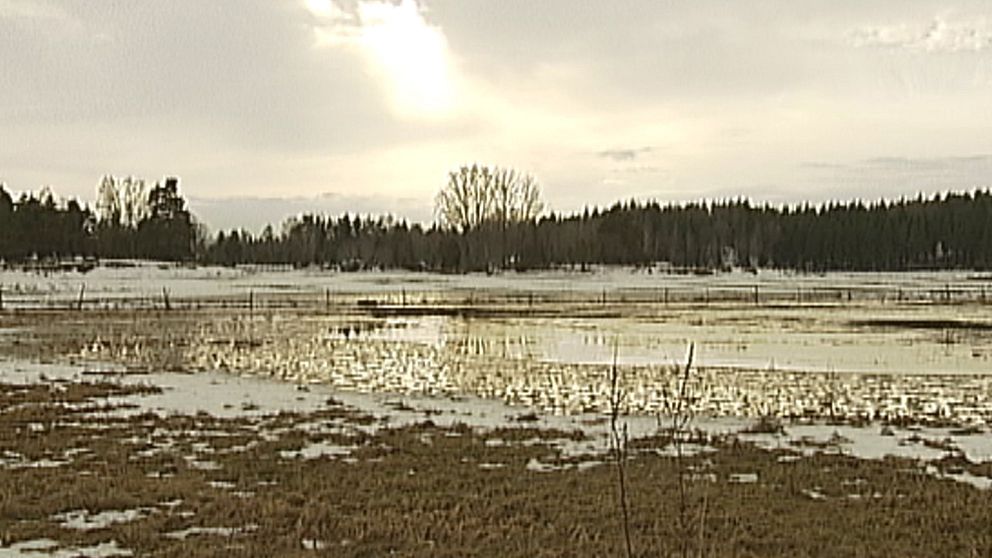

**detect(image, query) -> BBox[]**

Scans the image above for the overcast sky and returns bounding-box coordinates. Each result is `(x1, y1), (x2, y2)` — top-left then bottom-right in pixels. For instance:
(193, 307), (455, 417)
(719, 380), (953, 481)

(2, 0), (992, 231)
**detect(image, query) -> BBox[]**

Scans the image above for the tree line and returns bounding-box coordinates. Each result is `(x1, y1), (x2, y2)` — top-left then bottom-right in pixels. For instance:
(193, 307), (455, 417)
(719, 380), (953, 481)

(208, 191), (992, 272)
(3, 166), (992, 272)
(0, 176), (200, 263)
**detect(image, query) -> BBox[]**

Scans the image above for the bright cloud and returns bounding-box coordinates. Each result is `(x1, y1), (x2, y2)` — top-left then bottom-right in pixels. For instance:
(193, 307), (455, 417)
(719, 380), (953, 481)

(304, 0), (349, 21)
(851, 15), (992, 53)
(0, 0), (66, 20)
(308, 0), (459, 120)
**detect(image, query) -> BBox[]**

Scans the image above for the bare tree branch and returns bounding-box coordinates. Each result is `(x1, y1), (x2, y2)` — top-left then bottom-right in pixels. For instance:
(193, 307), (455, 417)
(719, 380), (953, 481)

(434, 163), (543, 233)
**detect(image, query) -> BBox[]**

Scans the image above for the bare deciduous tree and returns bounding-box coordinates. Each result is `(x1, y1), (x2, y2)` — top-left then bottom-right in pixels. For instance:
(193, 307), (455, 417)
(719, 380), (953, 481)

(120, 176), (148, 228)
(96, 175), (122, 226)
(435, 164), (494, 233)
(435, 163), (544, 233)
(95, 175), (149, 229)
(435, 163), (545, 270)
(506, 172), (544, 224)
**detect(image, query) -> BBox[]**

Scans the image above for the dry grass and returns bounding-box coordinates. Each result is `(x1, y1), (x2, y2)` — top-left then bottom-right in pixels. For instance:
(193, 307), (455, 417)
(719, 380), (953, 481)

(2, 380), (992, 557)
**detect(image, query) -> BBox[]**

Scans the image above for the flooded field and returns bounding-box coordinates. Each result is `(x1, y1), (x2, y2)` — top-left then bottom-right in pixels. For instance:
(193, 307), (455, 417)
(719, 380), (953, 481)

(3, 265), (992, 423)
(4, 266), (992, 555)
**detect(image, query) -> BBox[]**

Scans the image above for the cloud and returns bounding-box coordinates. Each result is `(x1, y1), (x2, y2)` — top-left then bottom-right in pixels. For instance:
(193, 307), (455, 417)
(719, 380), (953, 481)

(307, 0), (459, 120)
(616, 165), (663, 175)
(860, 155), (992, 171)
(597, 147), (653, 162)
(304, 0), (351, 22)
(799, 161), (846, 170)
(0, 0), (66, 20)
(806, 154), (992, 172)
(798, 154), (992, 201)
(850, 16), (992, 53)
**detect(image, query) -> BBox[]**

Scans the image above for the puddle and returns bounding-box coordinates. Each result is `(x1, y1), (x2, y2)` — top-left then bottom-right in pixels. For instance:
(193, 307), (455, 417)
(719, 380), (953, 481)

(5, 361), (992, 472)
(926, 465), (992, 490)
(164, 525), (258, 540)
(0, 451), (69, 470)
(740, 424), (951, 461)
(301, 539), (327, 551)
(728, 472), (759, 484)
(279, 442), (355, 460)
(53, 508), (150, 531)
(526, 458), (604, 473)
(802, 488), (827, 500)
(186, 458), (221, 471)
(648, 442), (717, 458)
(0, 539), (131, 557)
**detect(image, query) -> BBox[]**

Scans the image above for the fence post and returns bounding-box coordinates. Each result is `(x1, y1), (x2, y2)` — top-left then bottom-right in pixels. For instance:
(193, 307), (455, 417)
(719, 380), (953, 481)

(77, 284), (85, 311)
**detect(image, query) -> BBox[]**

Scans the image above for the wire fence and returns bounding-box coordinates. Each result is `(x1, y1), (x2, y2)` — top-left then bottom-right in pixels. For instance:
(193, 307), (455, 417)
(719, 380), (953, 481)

(1, 282), (989, 312)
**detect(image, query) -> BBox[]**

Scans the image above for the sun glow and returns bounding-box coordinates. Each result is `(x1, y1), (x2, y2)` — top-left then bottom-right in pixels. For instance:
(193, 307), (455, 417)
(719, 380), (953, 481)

(309, 0), (458, 120)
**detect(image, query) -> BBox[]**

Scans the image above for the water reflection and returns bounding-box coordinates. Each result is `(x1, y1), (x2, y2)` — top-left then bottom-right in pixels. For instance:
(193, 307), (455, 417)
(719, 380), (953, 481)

(433, 308), (992, 375)
(449, 318), (689, 367)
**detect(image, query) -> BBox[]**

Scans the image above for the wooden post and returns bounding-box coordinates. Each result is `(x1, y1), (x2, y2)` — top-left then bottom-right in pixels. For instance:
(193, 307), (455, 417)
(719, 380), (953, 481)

(77, 284), (85, 311)
(324, 288), (330, 310)
(248, 289), (255, 346)
(753, 285), (759, 305)
(0, 284), (4, 311)
(162, 287), (171, 311)
(664, 288), (669, 305)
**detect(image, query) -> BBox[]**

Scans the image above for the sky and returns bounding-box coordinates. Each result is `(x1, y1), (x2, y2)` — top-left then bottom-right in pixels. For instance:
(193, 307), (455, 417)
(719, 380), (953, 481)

(2, 0), (992, 232)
